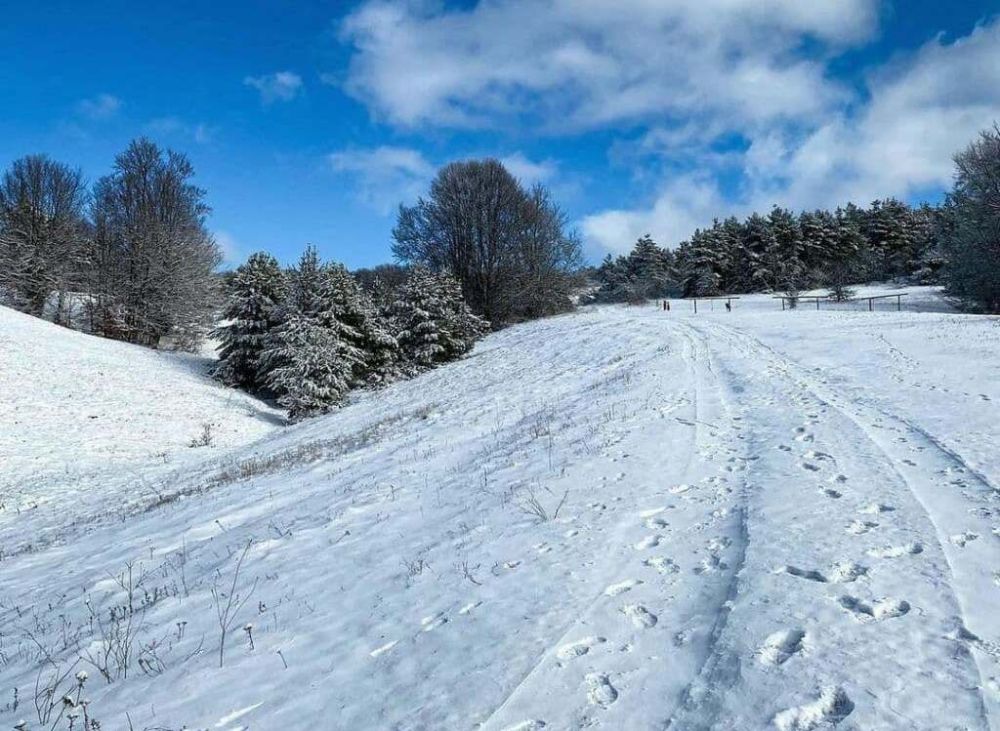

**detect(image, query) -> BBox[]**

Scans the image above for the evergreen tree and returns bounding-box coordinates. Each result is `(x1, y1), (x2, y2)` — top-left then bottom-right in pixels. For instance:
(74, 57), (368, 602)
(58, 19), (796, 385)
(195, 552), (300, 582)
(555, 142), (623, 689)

(799, 209), (838, 283)
(744, 212), (778, 292)
(287, 244), (326, 318)
(213, 252), (285, 391)
(769, 207), (804, 295)
(262, 315), (353, 422)
(626, 234), (674, 297)
(867, 198), (916, 278)
(317, 264), (399, 387)
(682, 228), (721, 296)
(387, 267), (488, 370)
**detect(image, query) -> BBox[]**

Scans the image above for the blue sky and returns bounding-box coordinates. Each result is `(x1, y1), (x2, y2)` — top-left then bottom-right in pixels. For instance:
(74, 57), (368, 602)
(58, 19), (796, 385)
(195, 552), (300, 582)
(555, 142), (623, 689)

(2, 1), (999, 269)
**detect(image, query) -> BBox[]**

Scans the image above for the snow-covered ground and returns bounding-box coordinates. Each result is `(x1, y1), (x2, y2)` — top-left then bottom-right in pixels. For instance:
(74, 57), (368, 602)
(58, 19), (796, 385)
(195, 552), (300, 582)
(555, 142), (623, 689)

(1, 286), (998, 730)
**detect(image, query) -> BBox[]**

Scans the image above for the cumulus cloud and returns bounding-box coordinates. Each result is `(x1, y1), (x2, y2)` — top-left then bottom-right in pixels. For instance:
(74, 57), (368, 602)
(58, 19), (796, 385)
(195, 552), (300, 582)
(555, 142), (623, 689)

(583, 19), (1000, 252)
(337, 4), (1000, 255)
(500, 153), (558, 186)
(340, 0), (876, 130)
(328, 146), (435, 214)
(244, 71), (303, 104)
(76, 93), (122, 120)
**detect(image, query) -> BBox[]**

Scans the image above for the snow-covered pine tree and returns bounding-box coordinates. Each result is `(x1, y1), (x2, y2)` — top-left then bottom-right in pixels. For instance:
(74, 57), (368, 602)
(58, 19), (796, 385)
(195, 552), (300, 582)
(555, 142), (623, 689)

(743, 212), (778, 291)
(261, 315), (353, 421)
(387, 267), (487, 370)
(317, 264), (399, 387)
(682, 227), (722, 297)
(717, 217), (747, 293)
(626, 234), (673, 298)
(438, 271), (489, 358)
(826, 207), (865, 300)
(866, 198), (917, 279)
(213, 252), (285, 391)
(769, 206), (804, 296)
(799, 209), (838, 283)
(287, 244), (327, 318)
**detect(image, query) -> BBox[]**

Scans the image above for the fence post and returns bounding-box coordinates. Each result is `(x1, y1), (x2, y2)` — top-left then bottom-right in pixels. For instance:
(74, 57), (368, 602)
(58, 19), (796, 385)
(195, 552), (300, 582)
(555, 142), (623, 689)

(868, 298), (873, 311)
(897, 295), (901, 311)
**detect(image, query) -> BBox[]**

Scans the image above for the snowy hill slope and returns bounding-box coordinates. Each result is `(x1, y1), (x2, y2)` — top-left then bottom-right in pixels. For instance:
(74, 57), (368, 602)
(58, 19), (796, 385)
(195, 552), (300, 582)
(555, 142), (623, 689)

(1, 288), (999, 730)
(0, 305), (281, 530)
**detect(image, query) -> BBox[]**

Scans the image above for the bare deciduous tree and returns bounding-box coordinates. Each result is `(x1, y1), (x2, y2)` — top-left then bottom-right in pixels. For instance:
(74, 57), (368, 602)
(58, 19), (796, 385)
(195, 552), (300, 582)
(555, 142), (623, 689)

(392, 159), (581, 326)
(87, 138), (221, 348)
(0, 155), (88, 320)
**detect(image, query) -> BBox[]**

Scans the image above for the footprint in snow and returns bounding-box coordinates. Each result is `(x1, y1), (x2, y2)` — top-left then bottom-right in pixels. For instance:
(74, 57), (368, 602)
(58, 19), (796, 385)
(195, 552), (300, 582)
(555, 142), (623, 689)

(644, 556), (680, 575)
(458, 601), (482, 615)
(837, 595), (910, 621)
(634, 535), (661, 550)
(774, 686), (854, 730)
(822, 488), (843, 499)
(777, 566), (827, 583)
(803, 450), (834, 462)
(845, 520), (878, 535)
(859, 502), (895, 515)
(585, 673), (619, 708)
(757, 628), (806, 666)
(604, 579), (642, 596)
(556, 636), (607, 661)
(646, 516), (669, 530)
(421, 613), (448, 632)
(828, 561), (868, 583)
(950, 532), (979, 547)
(622, 604), (658, 628)
(801, 462), (821, 472)
(370, 640), (398, 658)
(694, 554), (728, 574)
(866, 542), (923, 558)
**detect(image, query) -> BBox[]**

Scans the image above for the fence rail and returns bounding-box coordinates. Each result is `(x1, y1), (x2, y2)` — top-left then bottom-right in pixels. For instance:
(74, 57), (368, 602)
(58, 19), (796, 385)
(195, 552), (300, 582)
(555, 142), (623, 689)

(774, 292), (909, 311)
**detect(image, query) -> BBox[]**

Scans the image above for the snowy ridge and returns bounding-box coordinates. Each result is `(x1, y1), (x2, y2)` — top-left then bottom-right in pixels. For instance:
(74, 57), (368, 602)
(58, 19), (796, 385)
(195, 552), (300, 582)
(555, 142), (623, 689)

(1, 288), (998, 730)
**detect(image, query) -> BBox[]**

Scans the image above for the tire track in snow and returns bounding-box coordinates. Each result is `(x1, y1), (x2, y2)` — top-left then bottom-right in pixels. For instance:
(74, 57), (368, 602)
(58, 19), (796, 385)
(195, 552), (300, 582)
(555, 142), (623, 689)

(698, 319), (996, 729)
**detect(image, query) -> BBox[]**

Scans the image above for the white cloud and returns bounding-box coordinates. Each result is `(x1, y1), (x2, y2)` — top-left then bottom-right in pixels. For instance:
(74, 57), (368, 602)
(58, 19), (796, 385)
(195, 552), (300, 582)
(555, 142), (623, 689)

(76, 93), (122, 120)
(244, 71), (303, 104)
(340, 0), (876, 130)
(582, 174), (733, 256)
(499, 153), (557, 186)
(583, 19), (1000, 254)
(328, 146), (435, 214)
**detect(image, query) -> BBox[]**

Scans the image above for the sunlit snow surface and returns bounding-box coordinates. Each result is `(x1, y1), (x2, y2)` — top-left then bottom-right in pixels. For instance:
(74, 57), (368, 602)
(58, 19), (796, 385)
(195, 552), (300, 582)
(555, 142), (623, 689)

(1, 285), (998, 730)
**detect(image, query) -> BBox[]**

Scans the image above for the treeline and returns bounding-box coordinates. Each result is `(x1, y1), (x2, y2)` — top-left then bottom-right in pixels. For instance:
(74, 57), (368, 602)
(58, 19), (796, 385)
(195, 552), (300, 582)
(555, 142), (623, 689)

(215, 247), (487, 420)
(597, 124), (1000, 313)
(0, 139), (220, 347)
(598, 200), (943, 304)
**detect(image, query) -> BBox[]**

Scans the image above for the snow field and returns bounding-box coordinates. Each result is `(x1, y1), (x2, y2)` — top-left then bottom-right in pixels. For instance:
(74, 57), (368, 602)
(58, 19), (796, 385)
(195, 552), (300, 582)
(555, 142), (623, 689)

(1, 287), (997, 730)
